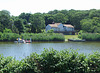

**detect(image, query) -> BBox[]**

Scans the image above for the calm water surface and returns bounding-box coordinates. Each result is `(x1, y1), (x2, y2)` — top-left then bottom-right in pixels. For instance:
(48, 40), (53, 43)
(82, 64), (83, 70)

(0, 41), (100, 60)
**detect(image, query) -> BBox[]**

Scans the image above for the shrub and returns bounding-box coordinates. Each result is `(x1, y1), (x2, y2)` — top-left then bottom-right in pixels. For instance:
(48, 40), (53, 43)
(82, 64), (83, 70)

(47, 29), (54, 33)
(78, 33), (100, 41)
(1, 48), (100, 73)
(0, 33), (20, 41)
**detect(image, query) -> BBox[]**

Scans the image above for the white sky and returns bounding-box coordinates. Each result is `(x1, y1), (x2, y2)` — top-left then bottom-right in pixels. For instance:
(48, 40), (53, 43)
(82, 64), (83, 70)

(0, 0), (100, 16)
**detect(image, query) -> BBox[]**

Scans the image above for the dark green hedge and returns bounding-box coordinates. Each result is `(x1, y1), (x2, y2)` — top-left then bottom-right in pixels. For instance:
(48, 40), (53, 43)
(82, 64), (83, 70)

(79, 33), (100, 41)
(0, 48), (100, 73)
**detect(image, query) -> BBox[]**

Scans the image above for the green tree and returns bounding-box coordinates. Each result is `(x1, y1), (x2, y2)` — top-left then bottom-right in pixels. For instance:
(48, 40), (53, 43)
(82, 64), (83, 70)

(3, 28), (12, 33)
(0, 10), (11, 30)
(59, 10), (68, 15)
(54, 13), (68, 23)
(48, 10), (59, 15)
(22, 19), (27, 25)
(80, 19), (93, 32)
(12, 25), (19, 33)
(92, 17), (100, 25)
(69, 10), (89, 30)
(19, 13), (31, 22)
(31, 25), (36, 33)
(0, 23), (4, 32)
(44, 14), (54, 26)
(30, 13), (45, 33)
(14, 19), (24, 34)
(89, 9), (100, 18)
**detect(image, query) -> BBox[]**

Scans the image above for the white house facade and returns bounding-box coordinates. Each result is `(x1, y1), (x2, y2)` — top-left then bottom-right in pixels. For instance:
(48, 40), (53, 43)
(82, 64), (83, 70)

(46, 23), (75, 35)
(63, 25), (74, 31)
(46, 23), (74, 32)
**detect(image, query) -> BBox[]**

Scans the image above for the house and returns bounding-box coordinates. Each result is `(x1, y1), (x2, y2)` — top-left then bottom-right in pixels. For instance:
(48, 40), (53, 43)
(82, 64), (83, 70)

(46, 23), (75, 35)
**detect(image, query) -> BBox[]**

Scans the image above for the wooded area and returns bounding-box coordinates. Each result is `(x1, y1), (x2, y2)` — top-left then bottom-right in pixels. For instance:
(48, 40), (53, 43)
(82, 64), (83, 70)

(0, 9), (100, 34)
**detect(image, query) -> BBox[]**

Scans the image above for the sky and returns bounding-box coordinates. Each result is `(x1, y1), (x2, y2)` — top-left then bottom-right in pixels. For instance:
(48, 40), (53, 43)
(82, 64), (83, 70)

(0, 0), (100, 16)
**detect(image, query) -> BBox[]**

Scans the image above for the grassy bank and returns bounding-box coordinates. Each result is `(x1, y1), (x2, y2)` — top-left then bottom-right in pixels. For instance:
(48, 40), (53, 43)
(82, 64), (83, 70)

(64, 35), (78, 41)
(0, 48), (100, 73)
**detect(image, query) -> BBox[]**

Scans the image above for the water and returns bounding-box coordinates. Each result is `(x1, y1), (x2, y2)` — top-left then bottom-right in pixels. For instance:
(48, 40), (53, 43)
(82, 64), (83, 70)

(0, 41), (100, 60)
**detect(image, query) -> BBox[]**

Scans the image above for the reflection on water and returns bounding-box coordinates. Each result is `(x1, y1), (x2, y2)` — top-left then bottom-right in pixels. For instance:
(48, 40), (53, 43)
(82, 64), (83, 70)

(0, 41), (100, 60)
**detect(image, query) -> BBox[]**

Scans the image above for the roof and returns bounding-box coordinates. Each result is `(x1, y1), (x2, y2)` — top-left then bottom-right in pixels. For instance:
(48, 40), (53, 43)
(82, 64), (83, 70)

(48, 23), (74, 28)
(49, 23), (62, 27)
(64, 24), (74, 28)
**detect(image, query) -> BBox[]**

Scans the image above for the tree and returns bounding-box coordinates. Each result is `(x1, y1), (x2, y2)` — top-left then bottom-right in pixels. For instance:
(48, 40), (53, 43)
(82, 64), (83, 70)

(31, 25), (36, 33)
(12, 25), (19, 33)
(0, 23), (4, 32)
(44, 14), (54, 26)
(0, 10), (11, 30)
(48, 10), (59, 15)
(22, 19), (27, 25)
(14, 19), (24, 34)
(89, 9), (100, 18)
(69, 10), (89, 30)
(80, 19), (93, 32)
(3, 28), (12, 33)
(59, 10), (68, 15)
(92, 17), (100, 26)
(54, 13), (68, 23)
(29, 13), (45, 33)
(19, 13), (31, 22)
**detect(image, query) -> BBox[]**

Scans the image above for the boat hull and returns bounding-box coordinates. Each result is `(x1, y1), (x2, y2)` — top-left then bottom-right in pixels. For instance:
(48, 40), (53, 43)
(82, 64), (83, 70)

(68, 39), (86, 42)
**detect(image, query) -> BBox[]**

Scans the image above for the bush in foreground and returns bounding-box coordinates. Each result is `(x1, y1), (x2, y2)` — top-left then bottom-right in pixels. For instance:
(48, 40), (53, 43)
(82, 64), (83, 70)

(0, 49), (100, 73)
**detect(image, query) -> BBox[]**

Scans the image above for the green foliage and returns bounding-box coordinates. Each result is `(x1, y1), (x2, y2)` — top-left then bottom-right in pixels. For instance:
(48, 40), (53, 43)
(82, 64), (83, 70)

(1, 9), (100, 33)
(89, 9), (100, 18)
(14, 19), (24, 34)
(0, 33), (19, 41)
(0, 10), (10, 27)
(47, 29), (54, 33)
(30, 13), (45, 33)
(80, 19), (93, 32)
(3, 28), (12, 33)
(19, 12), (31, 23)
(44, 14), (54, 26)
(54, 13), (69, 23)
(69, 10), (89, 30)
(87, 52), (100, 72)
(1, 48), (100, 73)
(78, 30), (83, 39)
(79, 33), (100, 41)
(21, 33), (65, 41)
(80, 17), (100, 33)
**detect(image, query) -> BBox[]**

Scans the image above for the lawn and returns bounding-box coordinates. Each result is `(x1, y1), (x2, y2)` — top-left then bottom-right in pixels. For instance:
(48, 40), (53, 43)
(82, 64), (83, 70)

(64, 35), (78, 41)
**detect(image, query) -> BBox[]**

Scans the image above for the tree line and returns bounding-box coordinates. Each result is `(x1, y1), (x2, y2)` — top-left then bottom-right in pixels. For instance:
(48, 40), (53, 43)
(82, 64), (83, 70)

(0, 9), (100, 34)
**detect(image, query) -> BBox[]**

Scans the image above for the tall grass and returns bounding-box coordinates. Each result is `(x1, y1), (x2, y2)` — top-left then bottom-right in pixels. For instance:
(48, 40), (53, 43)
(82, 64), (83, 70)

(0, 32), (65, 41)
(21, 33), (65, 41)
